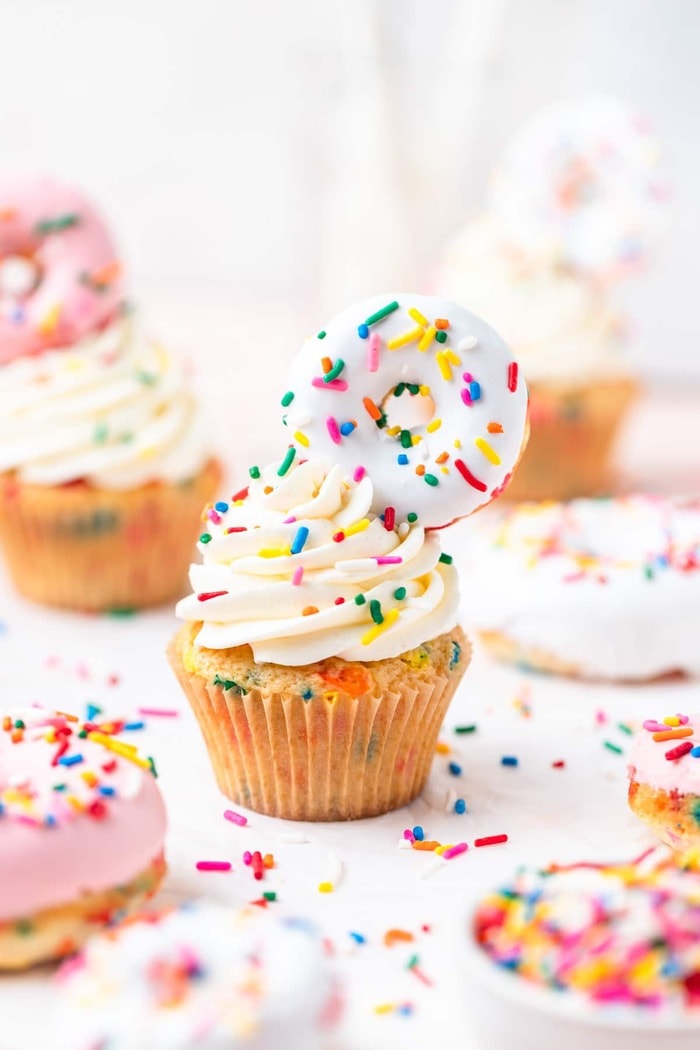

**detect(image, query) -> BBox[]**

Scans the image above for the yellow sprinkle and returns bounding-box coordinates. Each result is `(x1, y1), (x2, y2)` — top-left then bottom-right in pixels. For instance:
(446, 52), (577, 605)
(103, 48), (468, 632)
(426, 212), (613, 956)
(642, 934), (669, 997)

(440, 466), (449, 474)
(318, 881), (334, 893)
(418, 325), (436, 351)
(426, 418), (442, 433)
(411, 435), (422, 446)
(387, 325), (424, 350)
(139, 446), (157, 461)
(258, 547), (290, 558)
(435, 351), (453, 381)
(37, 303), (61, 336)
(435, 742), (450, 754)
(66, 795), (84, 812)
(45, 729), (57, 743)
(294, 431), (310, 447)
(453, 439), (462, 449)
(443, 349), (461, 365)
(408, 306), (429, 326)
(374, 1004), (395, 1015)
(81, 771), (98, 787)
(664, 716), (681, 726)
(361, 608), (399, 646)
(87, 732), (151, 770)
(344, 518), (370, 536)
(475, 436), (501, 465)
(385, 425), (401, 437)
(322, 691), (339, 703)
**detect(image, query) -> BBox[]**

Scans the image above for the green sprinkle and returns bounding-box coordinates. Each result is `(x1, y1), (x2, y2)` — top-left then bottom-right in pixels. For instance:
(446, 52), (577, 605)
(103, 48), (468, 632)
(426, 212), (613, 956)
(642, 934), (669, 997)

(406, 954), (420, 970)
(106, 607), (137, 618)
(435, 330), (448, 343)
(454, 724), (477, 735)
(78, 729), (87, 739)
(53, 783), (67, 791)
(323, 358), (345, 383)
(393, 587), (407, 600)
(15, 920), (33, 937)
(407, 383), (420, 395)
(400, 429), (412, 448)
(249, 465), (261, 479)
(34, 213), (80, 235)
(617, 722), (633, 735)
(354, 594), (366, 605)
(136, 370), (158, 386)
(281, 391), (294, 407)
(277, 446), (296, 476)
(93, 421), (109, 444)
(263, 891), (277, 901)
(200, 533), (212, 544)
(365, 300), (399, 326)
(369, 599), (383, 624)
(14, 719), (25, 730)
(407, 512), (418, 523)
(644, 565), (654, 579)
(213, 674), (248, 695)
(424, 473), (439, 486)
(604, 741), (623, 755)
(439, 553), (453, 565)
(317, 330), (326, 339)
(394, 383), (406, 397)
(148, 756), (158, 778)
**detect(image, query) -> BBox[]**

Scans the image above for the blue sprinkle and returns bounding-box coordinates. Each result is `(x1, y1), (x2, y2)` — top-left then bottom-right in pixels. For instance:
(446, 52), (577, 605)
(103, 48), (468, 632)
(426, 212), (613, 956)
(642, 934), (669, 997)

(98, 786), (116, 796)
(214, 501), (229, 513)
(454, 798), (467, 814)
(124, 721), (145, 731)
(469, 381), (481, 401)
(397, 453), (409, 465)
(448, 761), (462, 776)
(357, 323), (369, 339)
(86, 703), (101, 722)
(44, 814), (57, 827)
(340, 421), (356, 436)
(397, 1004), (414, 1016)
(290, 525), (310, 556)
(301, 688), (313, 701)
(58, 754), (83, 767)
(349, 931), (366, 944)
(692, 746), (700, 758)
(412, 825), (424, 841)
(501, 756), (519, 767)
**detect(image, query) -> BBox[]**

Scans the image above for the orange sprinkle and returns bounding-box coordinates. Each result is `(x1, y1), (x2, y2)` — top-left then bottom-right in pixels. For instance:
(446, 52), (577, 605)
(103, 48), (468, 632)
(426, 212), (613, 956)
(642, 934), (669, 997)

(0, 208), (17, 221)
(2, 717), (11, 731)
(363, 397), (382, 421)
(302, 606), (319, 616)
(487, 422), (504, 433)
(91, 260), (122, 286)
(263, 853), (274, 869)
(412, 840), (441, 851)
(263, 486), (273, 494)
(319, 664), (372, 697)
(652, 727), (694, 742)
(384, 929), (415, 948)
(436, 452), (449, 464)
(56, 711), (80, 723)
(435, 742), (450, 754)
(415, 464), (426, 476)
(11, 729), (23, 743)
(321, 356), (333, 374)
(435, 318), (450, 330)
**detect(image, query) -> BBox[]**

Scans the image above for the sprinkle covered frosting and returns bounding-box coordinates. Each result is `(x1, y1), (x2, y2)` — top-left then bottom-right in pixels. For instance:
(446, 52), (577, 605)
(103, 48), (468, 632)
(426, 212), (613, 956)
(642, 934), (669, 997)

(474, 849), (700, 1009)
(176, 456), (460, 664)
(629, 714), (700, 793)
(55, 904), (339, 1050)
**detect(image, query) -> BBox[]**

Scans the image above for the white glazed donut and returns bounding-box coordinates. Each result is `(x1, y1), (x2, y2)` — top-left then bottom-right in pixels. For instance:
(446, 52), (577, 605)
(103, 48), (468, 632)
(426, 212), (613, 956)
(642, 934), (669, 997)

(283, 294), (528, 529)
(465, 495), (700, 680)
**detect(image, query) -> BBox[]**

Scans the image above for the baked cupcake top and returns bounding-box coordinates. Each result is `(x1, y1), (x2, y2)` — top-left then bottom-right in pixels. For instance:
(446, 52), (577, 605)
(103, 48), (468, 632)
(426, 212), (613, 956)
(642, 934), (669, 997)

(473, 849), (700, 1009)
(629, 714), (700, 795)
(54, 904), (340, 1050)
(0, 706), (166, 919)
(0, 315), (210, 487)
(175, 456), (459, 664)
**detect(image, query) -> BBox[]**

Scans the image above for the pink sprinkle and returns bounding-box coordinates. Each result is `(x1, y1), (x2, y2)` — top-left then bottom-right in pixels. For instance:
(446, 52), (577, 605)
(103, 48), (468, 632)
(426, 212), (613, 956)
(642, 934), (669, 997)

(283, 516), (297, 524)
(443, 842), (468, 860)
(138, 707), (179, 718)
(292, 566), (304, 586)
(224, 809), (248, 827)
(375, 556), (402, 565)
(207, 509), (222, 524)
(463, 372), (473, 382)
(403, 828), (415, 842)
(196, 861), (231, 872)
(353, 466), (366, 482)
(460, 388), (472, 406)
(326, 416), (342, 444)
(643, 719), (667, 732)
(678, 714), (690, 724)
(17, 815), (40, 827)
(243, 851), (253, 866)
(312, 377), (348, 392)
(595, 710), (607, 726)
(367, 331), (381, 372)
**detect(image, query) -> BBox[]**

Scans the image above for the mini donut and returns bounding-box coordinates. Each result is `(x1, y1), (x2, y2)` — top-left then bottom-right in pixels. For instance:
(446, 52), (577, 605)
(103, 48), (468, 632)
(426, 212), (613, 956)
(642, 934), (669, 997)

(55, 903), (342, 1050)
(490, 95), (669, 281)
(283, 294), (528, 529)
(0, 706), (166, 969)
(628, 713), (700, 852)
(466, 495), (700, 680)
(0, 177), (124, 364)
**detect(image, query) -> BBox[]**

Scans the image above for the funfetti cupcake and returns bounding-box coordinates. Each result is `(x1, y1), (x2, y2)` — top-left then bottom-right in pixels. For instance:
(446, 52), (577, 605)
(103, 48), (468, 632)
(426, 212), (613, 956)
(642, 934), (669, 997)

(0, 177), (221, 611)
(169, 294), (529, 821)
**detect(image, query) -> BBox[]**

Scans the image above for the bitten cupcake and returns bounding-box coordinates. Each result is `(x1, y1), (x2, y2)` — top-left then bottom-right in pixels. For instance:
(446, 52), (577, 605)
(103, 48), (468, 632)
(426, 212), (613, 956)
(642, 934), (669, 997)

(0, 706), (166, 970)
(628, 714), (700, 852)
(55, 904), (341, 1049)
(0, 177), (221, 611)
(170, 294), (528, 820)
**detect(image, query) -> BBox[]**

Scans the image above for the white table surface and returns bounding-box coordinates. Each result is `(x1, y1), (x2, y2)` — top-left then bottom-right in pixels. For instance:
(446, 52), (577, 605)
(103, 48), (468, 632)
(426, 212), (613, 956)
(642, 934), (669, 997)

(0, 548), (698, 1050)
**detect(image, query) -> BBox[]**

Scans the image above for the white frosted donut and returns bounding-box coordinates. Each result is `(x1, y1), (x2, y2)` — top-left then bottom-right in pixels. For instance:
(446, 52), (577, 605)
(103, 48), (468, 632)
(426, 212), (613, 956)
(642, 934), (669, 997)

(283, 294), (528, 529)
(466, 496), (700, 681)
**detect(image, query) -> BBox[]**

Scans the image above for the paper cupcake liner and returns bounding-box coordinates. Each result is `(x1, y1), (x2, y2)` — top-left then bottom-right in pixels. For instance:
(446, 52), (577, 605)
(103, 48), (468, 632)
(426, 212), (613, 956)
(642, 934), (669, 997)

(504, 377), (638, 501)
(0, 459), (221, 611)
(0, 852), (165, 971)
(168, 638), (467, 821)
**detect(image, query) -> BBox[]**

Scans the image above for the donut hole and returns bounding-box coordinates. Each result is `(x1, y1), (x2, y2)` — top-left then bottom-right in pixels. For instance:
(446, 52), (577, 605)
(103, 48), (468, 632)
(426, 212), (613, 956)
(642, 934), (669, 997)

(380, 383), (436, 432)
(0, 254), (41, 301)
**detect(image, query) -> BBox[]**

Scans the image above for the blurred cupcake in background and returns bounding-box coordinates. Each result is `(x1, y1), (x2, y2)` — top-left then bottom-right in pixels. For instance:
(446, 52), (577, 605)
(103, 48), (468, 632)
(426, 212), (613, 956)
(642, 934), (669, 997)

(437, 96), (669, 501)
(0, 177), (221, 611)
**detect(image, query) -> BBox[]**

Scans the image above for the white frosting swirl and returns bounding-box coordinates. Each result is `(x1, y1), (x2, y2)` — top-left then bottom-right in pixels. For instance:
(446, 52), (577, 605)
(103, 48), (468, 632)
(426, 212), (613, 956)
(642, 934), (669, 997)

(176, 457), (460, 664)
(0, 317), (210, 488)
(437, 217), (626, 384)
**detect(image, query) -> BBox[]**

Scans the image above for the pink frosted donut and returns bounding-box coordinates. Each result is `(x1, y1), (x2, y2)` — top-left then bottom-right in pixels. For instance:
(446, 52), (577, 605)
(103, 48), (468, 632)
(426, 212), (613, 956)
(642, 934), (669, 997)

(0, 177), (124, 364)
(0, 706), (166, 969)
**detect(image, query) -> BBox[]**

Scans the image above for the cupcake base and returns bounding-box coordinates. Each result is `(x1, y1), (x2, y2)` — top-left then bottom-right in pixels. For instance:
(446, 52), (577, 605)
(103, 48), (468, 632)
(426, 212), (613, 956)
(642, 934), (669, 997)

(0, 852), (166, 971)
(503, 377), (638, 502)
(628, 779), (700, 853)
(168, 623), (469, 821)
(0, 459), (221, 611)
